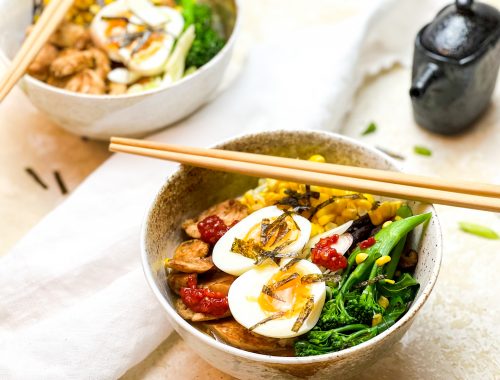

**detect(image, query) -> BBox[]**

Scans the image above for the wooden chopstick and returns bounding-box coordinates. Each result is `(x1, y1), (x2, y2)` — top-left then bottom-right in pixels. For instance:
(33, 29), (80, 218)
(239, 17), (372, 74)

(109, 140), (500, 213)
(0, 0), (74, 102)
(111, 137), (500, 198)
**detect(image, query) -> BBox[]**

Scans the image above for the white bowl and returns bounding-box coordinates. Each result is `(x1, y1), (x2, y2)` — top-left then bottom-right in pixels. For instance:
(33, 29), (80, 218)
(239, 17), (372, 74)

(141, 130), (443, 380)
(0, 0), (239, 140)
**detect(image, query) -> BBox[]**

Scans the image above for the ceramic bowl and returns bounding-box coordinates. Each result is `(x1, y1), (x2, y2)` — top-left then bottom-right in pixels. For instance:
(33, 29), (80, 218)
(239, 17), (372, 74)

(141, 130), (442, 379)
(0, 0), (239, 140)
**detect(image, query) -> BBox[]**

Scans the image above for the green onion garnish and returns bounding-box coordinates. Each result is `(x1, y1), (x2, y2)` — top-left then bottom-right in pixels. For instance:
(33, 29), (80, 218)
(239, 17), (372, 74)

(459, 222), (499, 240)
(414, 146), (432, 156)
(361, 122), (377, 136)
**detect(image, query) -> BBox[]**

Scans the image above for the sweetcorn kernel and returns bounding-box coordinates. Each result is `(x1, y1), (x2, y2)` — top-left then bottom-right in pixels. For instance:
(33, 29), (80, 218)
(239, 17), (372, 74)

(375, 256), (391, 266)
(394, 216), (403, 221)
(378, 296), (389, 309)
(310, 223), (325, 237)
(317, 214), (337, 226)
(356, 253), (368, 265)
(308, 154), (326, 163)
(382, 220), (393, 229)
(372, 313), (383, 326)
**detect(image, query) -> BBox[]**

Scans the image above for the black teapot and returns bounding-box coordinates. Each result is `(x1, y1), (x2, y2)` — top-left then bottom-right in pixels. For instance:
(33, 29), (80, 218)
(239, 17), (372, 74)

(410, 0), (500, 135)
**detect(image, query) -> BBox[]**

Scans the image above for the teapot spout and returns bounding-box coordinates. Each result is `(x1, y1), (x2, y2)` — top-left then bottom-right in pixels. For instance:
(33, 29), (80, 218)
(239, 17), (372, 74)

(410, 63), (441, 98)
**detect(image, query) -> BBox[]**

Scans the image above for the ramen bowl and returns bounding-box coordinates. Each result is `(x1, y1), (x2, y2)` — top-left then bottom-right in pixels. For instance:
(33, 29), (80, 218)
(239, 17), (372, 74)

(141, 130), (442, 379)
(0, 0), (239, 140)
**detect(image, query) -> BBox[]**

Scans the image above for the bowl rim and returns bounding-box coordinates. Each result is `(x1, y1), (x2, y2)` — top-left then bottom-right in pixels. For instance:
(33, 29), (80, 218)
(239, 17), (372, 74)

(140, 129), (443, 364)
(21, 0), (241, 101)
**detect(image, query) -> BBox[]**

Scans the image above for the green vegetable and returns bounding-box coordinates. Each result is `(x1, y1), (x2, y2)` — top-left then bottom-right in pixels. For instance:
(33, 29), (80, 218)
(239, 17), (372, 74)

(345, 264), (383, 325)
(180, 0), (225, 68)
(414, 145), (432, 156)
(361, 122), (377, 136)
(164, 25), (196, 82)
(459, 221), (499, 240)
(385, 205), (414, 278)
(296, 290), (414, 356)
(296, 213), (431, 355)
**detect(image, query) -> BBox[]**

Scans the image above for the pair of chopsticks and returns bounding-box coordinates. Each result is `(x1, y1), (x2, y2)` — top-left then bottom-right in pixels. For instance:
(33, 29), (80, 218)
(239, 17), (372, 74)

(0, 0), (74, 102)
(109, 137), (500, 213)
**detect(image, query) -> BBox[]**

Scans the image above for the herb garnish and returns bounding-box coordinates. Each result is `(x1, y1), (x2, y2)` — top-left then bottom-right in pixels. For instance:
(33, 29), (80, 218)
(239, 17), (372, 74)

(459, 222), (499, 240)
(361, 122), (377, 136)
(414, 145), (432, 156)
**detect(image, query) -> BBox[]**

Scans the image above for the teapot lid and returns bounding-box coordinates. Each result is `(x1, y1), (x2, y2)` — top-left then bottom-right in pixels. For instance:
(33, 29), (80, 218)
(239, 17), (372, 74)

(421, 0), (500, 60)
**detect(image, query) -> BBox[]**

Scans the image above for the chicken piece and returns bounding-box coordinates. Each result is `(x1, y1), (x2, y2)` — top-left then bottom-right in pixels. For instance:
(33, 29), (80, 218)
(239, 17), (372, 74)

(206, 320), (295, 355)
(27, 43), (59, 81)
(50, 22), (90, 50)
(108, 82), (128, 95)
(88, 48), (111, 79)
(167, 239), (213, 273)
(182, 199), (249, 239)
(50, 49), (95, 78)
(65, 69), (106, 94)
(175, 298), (231, 322)
(46, 75), (70, 89)
(200, 271), (236, 295)
(167, 273), (197, 295)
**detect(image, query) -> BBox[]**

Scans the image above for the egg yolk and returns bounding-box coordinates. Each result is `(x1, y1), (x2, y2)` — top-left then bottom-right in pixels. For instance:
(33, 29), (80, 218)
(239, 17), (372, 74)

(244, 215), (300, 252)
(257, 267), (312, 318)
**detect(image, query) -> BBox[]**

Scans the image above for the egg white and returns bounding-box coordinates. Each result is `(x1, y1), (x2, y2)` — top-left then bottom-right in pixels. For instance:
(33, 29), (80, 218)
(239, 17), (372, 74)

(212, 206), (312, 277)
(228, 259), (326, 338)
(90, 0), (182, 76)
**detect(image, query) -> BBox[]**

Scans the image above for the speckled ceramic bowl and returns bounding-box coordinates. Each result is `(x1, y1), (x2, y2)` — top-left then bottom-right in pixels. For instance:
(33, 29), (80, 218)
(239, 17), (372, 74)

(141, 130), (442, 380)
(0, 0), (238, 140)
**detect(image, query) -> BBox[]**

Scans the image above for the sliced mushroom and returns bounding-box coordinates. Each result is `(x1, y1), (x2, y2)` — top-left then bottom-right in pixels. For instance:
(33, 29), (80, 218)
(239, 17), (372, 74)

(398, 249), (418, 269)
(167, 273), (197, 295)
(205, 319), (295, 355)
(182, 199), (249, 239)
(175, 298), (231, 322)
(167, 239), (214, 273)
(200, 272), (236, 296)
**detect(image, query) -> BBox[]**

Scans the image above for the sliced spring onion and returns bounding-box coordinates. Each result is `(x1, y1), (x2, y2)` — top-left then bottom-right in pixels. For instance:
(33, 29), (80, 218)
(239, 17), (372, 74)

(414, 145), (432, 156)
(164, 24), (195, 82)
(459, 222), (499, 240)
(361, 122), (377, 136)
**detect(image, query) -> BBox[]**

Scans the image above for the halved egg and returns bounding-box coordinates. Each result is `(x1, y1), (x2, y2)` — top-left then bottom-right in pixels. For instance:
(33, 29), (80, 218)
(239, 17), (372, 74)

(90, 0), (183, 76)
(228, 259), (326, 338)
(212, 206), (312, 277)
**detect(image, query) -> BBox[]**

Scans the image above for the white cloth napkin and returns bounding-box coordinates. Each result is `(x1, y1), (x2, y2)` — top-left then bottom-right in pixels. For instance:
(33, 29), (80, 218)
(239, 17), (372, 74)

(0, 0), (448, 378)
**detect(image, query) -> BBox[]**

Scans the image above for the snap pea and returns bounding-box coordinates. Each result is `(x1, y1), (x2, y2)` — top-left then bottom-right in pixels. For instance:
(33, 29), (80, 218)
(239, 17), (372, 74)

(341, 213), (431, 293)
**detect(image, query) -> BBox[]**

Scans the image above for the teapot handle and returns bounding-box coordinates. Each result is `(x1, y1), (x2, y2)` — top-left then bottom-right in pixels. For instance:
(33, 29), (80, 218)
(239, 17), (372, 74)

(410, 63), (442, 99)
(456, 0), (473, 13)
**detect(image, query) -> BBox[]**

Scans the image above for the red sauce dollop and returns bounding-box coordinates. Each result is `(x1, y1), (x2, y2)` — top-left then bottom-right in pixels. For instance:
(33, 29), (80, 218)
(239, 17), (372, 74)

(180, 286), (229, 316)
(197, 215), (237, 245)
(311, 234), (348, 271)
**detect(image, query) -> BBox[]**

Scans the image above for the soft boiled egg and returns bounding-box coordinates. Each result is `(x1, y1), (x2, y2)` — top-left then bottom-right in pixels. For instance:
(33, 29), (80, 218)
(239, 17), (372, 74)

(212, 206), (312, 277)
(228, 259), (326, 338)
(90, 0), (183, 77)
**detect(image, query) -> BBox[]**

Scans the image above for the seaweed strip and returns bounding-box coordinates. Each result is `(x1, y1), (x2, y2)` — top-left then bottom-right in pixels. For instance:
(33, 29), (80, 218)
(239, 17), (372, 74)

(279, 258), (301, 272)
(301, 273), (341, 285)
(261, 285), (285, 302)
(269, 273), (299, 290)
(309, 194), (365, 220)
(248, 312), (286, 331)
(292, 296), (314, 332)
